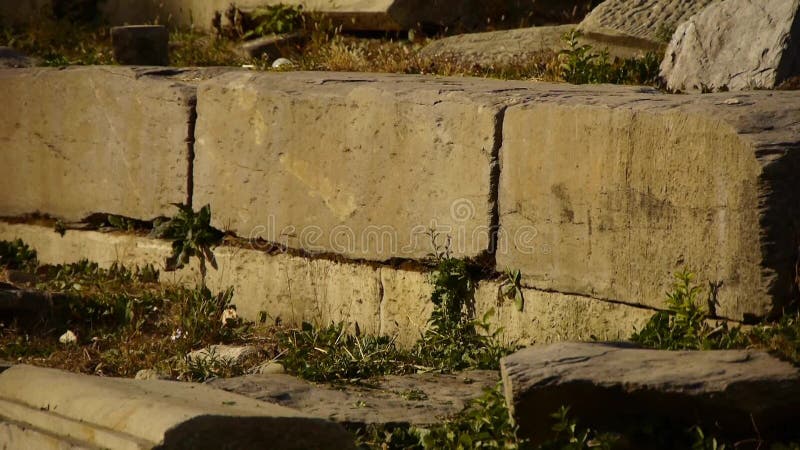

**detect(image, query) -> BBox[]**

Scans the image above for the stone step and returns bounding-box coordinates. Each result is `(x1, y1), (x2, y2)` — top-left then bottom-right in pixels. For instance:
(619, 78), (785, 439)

(0, 364), (355, 449)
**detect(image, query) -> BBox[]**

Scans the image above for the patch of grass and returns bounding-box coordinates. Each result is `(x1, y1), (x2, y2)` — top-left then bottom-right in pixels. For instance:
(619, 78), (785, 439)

(0, 239), (38, 270)
(0, 255), (255, 378)
(277, 322), (408, 383)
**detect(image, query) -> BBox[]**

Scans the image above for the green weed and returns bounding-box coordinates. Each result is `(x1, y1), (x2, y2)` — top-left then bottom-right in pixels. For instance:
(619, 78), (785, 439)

(631, 270), (745, 350)
(0, 239), (38, 270)
(151, 204), (223, 278)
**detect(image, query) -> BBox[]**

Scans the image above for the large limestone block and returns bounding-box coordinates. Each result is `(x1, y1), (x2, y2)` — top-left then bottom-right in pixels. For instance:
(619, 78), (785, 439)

(497, 88), (800, 321)
(578, 0), (717, 52)
(0, 365), (354, 449)
(661, 0), (800, 91)
(0, 67), (194, 222)
(195, 71), (511, 261)
(501, 343), (800, 444)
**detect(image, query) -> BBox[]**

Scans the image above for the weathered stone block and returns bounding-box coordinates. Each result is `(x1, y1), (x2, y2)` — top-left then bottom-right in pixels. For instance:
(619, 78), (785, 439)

(661, 0), (800, 91)
(111, 25), (169, 66)
(578, 0), (717, 52)
(497, 89), (800, 321)
(419, 25), (652, 66)
(194, 71), (507, 261)
(501, 342), (800, 444)
(0, 365), (355, 449)
(0, 67), (194, 222)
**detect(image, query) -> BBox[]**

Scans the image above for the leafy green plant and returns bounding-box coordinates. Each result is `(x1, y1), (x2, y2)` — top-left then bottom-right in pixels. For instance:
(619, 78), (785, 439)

(246, 4), (304, 37)
(559, 30), (599, 84)
(152, 204), (223, 277)
(501, 268), (524, 312)
(0, 239), (38, 270)
(421, 384), (524, 449)
(558, 29), (660, 86)
(631, 270), (746, 350)
(539, 406), (618, 450)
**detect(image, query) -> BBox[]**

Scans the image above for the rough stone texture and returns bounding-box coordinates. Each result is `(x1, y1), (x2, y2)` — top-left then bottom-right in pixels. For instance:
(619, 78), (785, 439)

(0, 364), (355, 449)
(661, 0), (800, 91)
(194, 71), (509, 261)
(497, 89), (800, 321)
(209, 370), (498, 426)
(111, 25), (169, 66)
(0, 419), (96, 450)
(474, 284), (653, 347)
(0, 47), (36, 68)
(0, 67), (194, 222)
(501, 342), (800, 444)
(134, 369), (170, 381)
(187, 345), (259, 365)
(420, 25), (650, 66)
(0, 222), (657, 347)
(578, 0), (718, 52)
(204, 245), (384, 335)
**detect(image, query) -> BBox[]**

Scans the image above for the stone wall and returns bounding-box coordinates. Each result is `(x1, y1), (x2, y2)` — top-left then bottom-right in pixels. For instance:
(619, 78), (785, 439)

(1, 67), (798, 340)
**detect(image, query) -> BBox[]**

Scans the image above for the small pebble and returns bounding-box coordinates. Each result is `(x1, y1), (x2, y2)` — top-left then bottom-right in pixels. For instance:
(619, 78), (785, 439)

(272, 57), (294, 69)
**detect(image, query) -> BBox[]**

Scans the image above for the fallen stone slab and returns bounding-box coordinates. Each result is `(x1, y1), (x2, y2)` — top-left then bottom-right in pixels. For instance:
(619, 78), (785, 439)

(497, 88), (800, 321)
(0, 47), (36, 68)
(0, 66), (195, 222)
(578, 0), (717, 54)
(661, 0), (800, 91)
(0, 364), (355, 449)
(208, 370), (499, 426)
(0, 284), (52, 323)
(501, 342), (800, 444)
(239, 32), (306, 60)
(419, 25), (653, 66)
(111, 25), (169, 66)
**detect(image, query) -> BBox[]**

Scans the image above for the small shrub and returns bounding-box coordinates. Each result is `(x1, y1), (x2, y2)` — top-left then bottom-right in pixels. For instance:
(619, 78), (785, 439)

(0, 239), (38, 270)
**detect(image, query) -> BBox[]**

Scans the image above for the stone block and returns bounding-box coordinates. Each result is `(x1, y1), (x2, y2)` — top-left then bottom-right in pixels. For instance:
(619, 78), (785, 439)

(501, 342), (800, 444)
(578, 0), (717, 52)
(0, 67), (194, 222)
(194, 71), (507, 261)
(497, 88), (800, 320)
(0, 364), (354, 449)
(661, 0), (800, 91)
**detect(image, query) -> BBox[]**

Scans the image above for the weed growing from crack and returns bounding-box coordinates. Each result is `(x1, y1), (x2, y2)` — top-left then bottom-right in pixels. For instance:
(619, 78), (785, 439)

(151, 204), (223, 279)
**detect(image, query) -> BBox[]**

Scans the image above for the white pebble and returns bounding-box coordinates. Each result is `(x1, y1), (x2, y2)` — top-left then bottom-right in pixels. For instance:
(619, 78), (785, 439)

(272, 58), (294, 69)
(59, 330), (77, 345)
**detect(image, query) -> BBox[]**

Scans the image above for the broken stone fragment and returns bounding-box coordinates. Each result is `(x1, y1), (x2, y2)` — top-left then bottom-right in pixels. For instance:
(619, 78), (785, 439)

(501, 342), (800, 445)
(661, 0), (800, 91)
(187, 344), (259, 365)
